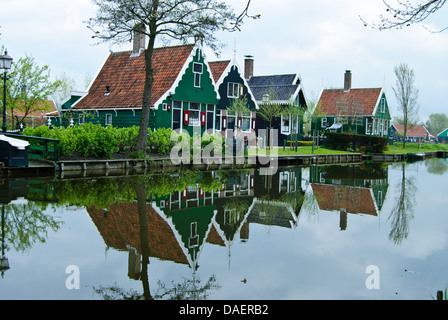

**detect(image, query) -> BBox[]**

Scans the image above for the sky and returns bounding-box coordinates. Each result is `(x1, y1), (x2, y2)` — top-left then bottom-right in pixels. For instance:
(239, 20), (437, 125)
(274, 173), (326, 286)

(1, 0), (447, 121)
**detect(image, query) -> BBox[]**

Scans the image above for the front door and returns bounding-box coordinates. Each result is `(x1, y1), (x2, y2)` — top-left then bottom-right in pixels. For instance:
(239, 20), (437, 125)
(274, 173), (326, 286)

(172, 101), (182, 131)
(206, 104), (214, 132)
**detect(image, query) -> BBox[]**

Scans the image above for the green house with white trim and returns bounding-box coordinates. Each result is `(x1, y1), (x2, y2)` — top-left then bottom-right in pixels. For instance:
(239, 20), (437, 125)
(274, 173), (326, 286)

(55, 35), (222, 137)
(312, 71), (391, 137)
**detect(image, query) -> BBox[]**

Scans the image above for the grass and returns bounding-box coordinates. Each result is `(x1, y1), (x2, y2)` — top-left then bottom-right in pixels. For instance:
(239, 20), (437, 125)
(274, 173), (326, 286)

(385, 142), (448, 154)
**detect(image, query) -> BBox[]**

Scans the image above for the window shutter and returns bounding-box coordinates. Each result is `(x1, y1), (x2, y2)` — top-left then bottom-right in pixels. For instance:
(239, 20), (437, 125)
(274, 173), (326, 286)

(183, 110), (190, 125)
(222, 115), (227, 130)
(201, 111), (206, 126)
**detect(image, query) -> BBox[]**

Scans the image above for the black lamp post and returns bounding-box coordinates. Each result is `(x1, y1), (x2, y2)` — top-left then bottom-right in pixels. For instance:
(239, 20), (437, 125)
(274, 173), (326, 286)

(0, 50), (13, 133)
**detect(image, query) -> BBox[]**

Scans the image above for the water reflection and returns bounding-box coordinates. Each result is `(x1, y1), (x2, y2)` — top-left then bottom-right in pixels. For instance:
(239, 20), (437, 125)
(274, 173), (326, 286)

(0, 159), (437, 299)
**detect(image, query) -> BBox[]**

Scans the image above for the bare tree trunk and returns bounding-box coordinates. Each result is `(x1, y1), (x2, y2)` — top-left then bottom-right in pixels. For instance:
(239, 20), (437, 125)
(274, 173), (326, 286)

(136, 35), (157, 154)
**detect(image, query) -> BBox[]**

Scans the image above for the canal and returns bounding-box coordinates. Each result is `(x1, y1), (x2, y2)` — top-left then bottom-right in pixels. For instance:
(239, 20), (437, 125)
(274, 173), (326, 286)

(1, 158), (447, 300)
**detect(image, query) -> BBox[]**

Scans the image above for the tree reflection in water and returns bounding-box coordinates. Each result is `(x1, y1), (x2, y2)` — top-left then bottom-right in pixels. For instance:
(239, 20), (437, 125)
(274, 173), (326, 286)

(388, 162), (417, 245)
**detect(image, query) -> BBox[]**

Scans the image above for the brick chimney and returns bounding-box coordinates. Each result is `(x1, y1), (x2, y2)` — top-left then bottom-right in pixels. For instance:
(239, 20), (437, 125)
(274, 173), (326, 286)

(132, 23), (146, 57)
(244, 55), (254, 80)
(344, 70), (352, 92)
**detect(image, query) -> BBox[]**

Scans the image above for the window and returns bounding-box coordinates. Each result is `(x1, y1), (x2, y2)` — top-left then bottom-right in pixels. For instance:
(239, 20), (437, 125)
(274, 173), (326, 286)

(216, 109), (222, 131)
(242, 113), (251, 132)
(162, 103), (168, 111)
(380, 98), (386, 113)
(193, 63), (203, 88)
(105, 114), (112, 126)
(189, 103), (201, 126)
(281, 115), (290, 134)
(79, 115), (85, 125)
(321, 117), (327, 128)
(227, 112), (236, 130)
(228, 82), (242, 98)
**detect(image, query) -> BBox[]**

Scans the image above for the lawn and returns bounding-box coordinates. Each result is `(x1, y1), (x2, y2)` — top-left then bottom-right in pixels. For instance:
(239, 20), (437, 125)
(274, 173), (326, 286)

(385, 142), (448, 154)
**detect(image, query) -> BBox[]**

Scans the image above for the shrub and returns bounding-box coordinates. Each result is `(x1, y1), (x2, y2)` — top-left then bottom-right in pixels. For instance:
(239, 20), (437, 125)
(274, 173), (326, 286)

(324, 132), (388, 153)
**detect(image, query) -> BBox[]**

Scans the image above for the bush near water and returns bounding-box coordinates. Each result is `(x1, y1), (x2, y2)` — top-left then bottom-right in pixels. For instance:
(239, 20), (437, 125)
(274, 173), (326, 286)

(22, 124), (175, 158)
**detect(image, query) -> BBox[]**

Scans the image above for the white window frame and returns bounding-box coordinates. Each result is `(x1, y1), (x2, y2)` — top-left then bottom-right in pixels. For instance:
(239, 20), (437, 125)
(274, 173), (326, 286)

(228, 82), (241, 99)
(79, 114), (85, 125)
(189, 102), (201, 126)
(193, 63), (203, 88)
(227, 111), (236, 130)
(380, 98), (386, 113)
(321, 117), (327, 128)
(215, 109), (222, 131)
(241, 113), (251, 132)
(105, 113), (112, 126)
(281, 114), (291, 135)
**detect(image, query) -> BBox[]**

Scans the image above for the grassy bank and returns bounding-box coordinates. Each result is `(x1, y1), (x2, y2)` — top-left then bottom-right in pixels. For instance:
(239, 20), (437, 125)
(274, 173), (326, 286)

(385, 142), (448, 154)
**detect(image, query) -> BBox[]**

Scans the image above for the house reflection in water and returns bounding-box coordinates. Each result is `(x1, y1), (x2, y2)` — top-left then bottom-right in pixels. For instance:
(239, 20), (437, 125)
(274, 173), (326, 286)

(309, 163), (389, 230)
(86, 168), (304, 279)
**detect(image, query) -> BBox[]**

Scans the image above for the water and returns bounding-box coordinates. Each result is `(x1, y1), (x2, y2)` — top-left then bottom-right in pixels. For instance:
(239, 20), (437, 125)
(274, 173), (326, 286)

(1, 158), (448, 300)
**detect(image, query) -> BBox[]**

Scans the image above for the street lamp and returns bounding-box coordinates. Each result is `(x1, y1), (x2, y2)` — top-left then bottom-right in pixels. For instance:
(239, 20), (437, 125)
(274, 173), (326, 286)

(0, 50), (13, 133)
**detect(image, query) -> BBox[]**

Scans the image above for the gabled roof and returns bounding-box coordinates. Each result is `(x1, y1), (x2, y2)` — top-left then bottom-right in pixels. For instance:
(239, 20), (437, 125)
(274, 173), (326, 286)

(10, 100), (57, 117)
(208, 60), (231, 83)
(247, 74), (303, 104)
(316, 88), (383, 116)
(73, 44), (195, 110)
(311, 184), (378, 216)
(392, 124), (431, 137)
(211, 58), (259, 110)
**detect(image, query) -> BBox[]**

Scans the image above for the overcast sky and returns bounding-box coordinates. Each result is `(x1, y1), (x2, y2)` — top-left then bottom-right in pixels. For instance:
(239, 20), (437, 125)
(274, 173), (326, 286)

(1, 0), (447, 121)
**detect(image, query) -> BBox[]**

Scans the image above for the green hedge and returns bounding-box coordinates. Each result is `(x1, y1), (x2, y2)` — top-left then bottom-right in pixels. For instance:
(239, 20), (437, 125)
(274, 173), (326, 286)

(22, 124), (177, 158)
(324, 132), (388, 153)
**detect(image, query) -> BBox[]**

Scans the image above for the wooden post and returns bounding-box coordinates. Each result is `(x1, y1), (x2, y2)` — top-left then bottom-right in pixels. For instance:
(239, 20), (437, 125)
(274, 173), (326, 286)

(437, 290), (443, 300)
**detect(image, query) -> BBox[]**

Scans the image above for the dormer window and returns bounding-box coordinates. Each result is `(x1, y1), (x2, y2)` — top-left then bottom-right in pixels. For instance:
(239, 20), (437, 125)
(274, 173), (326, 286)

(193, 63), (203, 88)
(105, 86), (111, 96)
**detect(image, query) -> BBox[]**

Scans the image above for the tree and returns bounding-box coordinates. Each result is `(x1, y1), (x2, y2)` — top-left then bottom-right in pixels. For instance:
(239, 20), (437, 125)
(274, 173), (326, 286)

(392, 63), (419, 149)
(257, 91), (282, 147)
(363, 0), (447, 32)
(87, 0), (258, 154)
(2, 55), (61, 129)
(226, 95), (252, 139)
(425, 113), (448, 135)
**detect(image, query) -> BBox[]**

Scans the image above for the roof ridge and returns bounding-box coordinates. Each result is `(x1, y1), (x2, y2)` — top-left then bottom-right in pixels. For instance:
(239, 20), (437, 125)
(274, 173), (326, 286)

(110, 43), (195, 55)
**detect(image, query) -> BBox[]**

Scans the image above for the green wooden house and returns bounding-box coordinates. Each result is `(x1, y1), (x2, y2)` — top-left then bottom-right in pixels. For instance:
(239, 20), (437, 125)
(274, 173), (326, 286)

(312, 71), (391, 137)
(438, 128), (448, 143)
(209, 58), (258, 142)
(57, 37), (221, 137)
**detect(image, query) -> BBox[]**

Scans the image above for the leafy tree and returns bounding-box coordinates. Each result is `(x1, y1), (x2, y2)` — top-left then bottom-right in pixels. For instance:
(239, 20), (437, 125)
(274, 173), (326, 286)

(226, 94), (252, 139)
(425, 113), (448, 135)
(87, 0), (259, 155)
(257, 89), (282, 147)
(2, 55), (62, 129)
(392, 63), (419, 149)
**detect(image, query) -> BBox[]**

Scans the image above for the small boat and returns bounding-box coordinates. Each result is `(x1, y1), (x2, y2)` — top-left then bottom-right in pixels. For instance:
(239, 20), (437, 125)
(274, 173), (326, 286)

(406, 152), (425, 161)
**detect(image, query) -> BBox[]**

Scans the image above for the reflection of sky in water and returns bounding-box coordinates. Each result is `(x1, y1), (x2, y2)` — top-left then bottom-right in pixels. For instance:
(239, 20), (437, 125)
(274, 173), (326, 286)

(1, 159), (448, 300)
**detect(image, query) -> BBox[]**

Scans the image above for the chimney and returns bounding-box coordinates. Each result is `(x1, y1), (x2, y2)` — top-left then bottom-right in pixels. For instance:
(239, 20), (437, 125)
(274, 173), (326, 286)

(344, 70), (352, 92)
(244, 55), (254, 80)
(132, 23), (146, 57)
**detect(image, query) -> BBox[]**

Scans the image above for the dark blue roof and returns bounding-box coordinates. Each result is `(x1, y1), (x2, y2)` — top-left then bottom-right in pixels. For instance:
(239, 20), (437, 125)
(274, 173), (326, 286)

(247, 74), (301, 101)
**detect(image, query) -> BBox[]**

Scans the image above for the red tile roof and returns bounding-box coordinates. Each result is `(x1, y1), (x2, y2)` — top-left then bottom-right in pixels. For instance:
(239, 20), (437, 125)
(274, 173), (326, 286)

(311, 184), (378, 216)
(316, 88), (383, 116)
(74, 44), (195, 110)
(208, 60), (231, 82)
(392, 124), (430, 137)
(9, 100), (56, 117)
